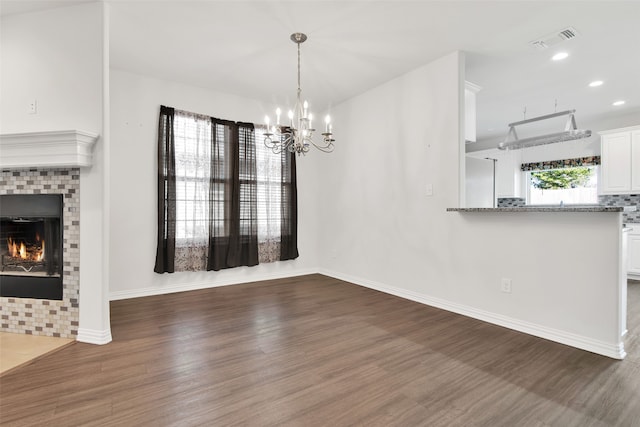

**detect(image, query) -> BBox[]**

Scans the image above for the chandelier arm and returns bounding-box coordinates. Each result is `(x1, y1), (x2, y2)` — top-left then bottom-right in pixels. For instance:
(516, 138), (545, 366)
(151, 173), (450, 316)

(306, 135), (334, 152)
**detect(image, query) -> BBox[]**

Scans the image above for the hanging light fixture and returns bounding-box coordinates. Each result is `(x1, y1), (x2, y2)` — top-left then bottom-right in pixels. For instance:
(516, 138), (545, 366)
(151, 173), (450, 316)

(498, 109), (591, 151)
(264, 33), (334, 155)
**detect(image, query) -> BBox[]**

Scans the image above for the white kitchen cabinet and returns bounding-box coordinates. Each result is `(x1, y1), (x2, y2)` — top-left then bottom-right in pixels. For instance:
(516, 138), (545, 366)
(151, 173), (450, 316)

(629, 225), (640, 279)
(599, 125), (640, 194)
(632, 130), (640, 192)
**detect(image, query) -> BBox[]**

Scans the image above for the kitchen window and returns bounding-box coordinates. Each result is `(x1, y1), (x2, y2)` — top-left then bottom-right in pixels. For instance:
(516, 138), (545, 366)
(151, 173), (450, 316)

(522, 157), (600, 205)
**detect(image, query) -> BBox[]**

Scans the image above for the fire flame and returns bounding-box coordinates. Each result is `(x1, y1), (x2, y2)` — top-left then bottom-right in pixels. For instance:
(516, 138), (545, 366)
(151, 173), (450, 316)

(6, 236), (45, 261)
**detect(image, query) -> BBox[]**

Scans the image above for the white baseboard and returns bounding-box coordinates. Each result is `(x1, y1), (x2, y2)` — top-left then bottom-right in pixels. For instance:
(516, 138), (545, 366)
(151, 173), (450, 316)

(77, 328), (112, 345)
(318, 269), (626, 360)
(109, 268), (318, 301)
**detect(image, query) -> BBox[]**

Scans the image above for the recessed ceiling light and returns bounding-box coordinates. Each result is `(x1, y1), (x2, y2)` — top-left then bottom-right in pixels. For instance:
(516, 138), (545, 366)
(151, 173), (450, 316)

(588, 80), (603, 87)
(612, 100), (626, 106)
(552, 52), (569, 61)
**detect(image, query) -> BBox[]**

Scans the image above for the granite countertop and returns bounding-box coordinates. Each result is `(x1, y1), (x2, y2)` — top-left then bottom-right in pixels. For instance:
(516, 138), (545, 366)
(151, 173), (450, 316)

(447, 206), (627, 213)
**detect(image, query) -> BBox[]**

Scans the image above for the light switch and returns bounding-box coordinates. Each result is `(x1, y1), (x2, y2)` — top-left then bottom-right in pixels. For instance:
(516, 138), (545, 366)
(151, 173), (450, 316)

(426, 183), (433, 196)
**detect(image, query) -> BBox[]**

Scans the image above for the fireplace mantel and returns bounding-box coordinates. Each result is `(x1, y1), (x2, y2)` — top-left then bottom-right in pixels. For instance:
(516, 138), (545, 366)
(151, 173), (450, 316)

(0, 130), (98, 169)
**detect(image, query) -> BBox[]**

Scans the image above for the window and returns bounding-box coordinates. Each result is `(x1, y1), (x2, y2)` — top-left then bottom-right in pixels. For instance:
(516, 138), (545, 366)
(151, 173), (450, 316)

(521, 156), (601, 206)
(173, 117), (282, 242)
(174, 111), (212, 245)
(527, 165), (598, 205)
(255, 126), (282, 242)
(155, 106), (298, 274)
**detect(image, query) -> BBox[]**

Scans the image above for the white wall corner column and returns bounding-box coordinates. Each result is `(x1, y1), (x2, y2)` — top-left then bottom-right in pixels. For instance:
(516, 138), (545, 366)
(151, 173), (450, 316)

(458, 52), (467, 208)
(78, 1), (112, 345)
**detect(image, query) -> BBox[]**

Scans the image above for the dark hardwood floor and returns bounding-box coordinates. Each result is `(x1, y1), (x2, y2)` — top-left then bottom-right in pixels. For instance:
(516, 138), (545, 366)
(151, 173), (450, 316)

(2, 274), (640, 426)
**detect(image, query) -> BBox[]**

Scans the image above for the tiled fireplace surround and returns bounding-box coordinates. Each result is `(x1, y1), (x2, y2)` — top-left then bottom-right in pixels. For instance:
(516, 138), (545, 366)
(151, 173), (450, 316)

(0, 169), (80, 338)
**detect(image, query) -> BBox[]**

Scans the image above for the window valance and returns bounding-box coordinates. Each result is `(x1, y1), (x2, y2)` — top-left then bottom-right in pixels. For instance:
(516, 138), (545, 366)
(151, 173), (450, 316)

(521, 156), (600, 172)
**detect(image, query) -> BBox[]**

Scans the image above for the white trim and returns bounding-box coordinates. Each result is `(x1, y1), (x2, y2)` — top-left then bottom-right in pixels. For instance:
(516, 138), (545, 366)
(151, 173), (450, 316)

(318, 269), (627, 360)
(598, 125), (640, 136)
(109, 268), (318, 301)
(0, 130), (98, 169)
(76, 328), (112, 345)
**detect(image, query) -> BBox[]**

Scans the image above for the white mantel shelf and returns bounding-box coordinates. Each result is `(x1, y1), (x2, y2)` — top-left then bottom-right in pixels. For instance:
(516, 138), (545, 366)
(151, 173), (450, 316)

(0, 130), (99, 169)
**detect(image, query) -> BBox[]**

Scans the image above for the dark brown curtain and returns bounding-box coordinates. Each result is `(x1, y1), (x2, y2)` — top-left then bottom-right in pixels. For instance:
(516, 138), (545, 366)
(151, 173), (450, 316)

(154, 106), (177, 273)
(280, 149), (298, 260)
(206, 120), (259, 270)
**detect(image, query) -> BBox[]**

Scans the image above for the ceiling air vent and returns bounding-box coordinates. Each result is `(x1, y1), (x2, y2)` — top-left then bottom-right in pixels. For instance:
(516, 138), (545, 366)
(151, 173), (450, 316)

(529, 27), (579, 50)
(558, 27), (578, 40)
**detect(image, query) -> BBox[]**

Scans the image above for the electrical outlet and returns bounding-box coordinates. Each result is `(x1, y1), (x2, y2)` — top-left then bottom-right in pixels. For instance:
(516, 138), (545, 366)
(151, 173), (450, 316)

(501, 278), (512, 293)
(28, 99), (37, 114)
(426, 183), (433, 196)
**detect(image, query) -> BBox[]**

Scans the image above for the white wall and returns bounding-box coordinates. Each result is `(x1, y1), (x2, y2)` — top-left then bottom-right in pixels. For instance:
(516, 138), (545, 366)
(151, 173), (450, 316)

(316, 51), (625, 358)
(1, 3), (112, 344)
(317, 51), (463, 297)
(0, 4), (102, 134)
(108, 69), (320, 299)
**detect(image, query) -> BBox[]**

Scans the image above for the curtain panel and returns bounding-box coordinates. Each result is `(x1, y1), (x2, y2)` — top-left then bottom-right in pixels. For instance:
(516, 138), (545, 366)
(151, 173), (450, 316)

(154, 106), (176, 273)
(154, 106), (298, 273)
(207, 120), (259, 271)
(280, 149), (299, 260)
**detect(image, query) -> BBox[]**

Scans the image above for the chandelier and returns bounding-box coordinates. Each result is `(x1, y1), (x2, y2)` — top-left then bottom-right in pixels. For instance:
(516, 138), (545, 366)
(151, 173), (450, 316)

(264, 33), (334, 155)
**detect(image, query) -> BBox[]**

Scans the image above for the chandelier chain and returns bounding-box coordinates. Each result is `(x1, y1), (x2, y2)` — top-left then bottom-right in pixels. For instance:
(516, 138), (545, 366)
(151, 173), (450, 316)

(297, 41), (301, 94)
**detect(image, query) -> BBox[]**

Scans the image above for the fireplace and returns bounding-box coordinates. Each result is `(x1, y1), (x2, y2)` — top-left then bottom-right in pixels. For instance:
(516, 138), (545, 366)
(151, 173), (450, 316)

(0, 194), (63, 300)
(0, 130), (95, 338)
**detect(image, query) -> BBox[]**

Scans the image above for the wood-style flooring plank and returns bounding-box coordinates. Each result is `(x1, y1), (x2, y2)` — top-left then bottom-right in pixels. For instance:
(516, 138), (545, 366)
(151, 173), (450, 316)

(1, 274), (640, 426)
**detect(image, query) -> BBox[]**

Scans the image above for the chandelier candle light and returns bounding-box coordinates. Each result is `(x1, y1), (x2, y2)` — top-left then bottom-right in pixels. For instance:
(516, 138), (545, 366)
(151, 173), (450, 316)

(264, 33), (335, 155)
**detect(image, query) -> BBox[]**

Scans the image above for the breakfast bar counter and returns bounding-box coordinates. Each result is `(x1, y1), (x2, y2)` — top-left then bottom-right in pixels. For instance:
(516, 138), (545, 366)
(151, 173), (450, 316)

(447, 206), (628, 213)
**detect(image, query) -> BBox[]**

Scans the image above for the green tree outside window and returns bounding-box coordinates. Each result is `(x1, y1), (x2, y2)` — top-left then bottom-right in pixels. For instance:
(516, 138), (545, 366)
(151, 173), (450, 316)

(530, 167), (593, 190)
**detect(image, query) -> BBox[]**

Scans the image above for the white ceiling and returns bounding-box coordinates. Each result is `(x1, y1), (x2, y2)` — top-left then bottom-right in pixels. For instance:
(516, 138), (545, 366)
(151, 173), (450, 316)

(0, 0), (96, 16)
(465, 2), (640, 141)
(3, 1), (639, 142)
